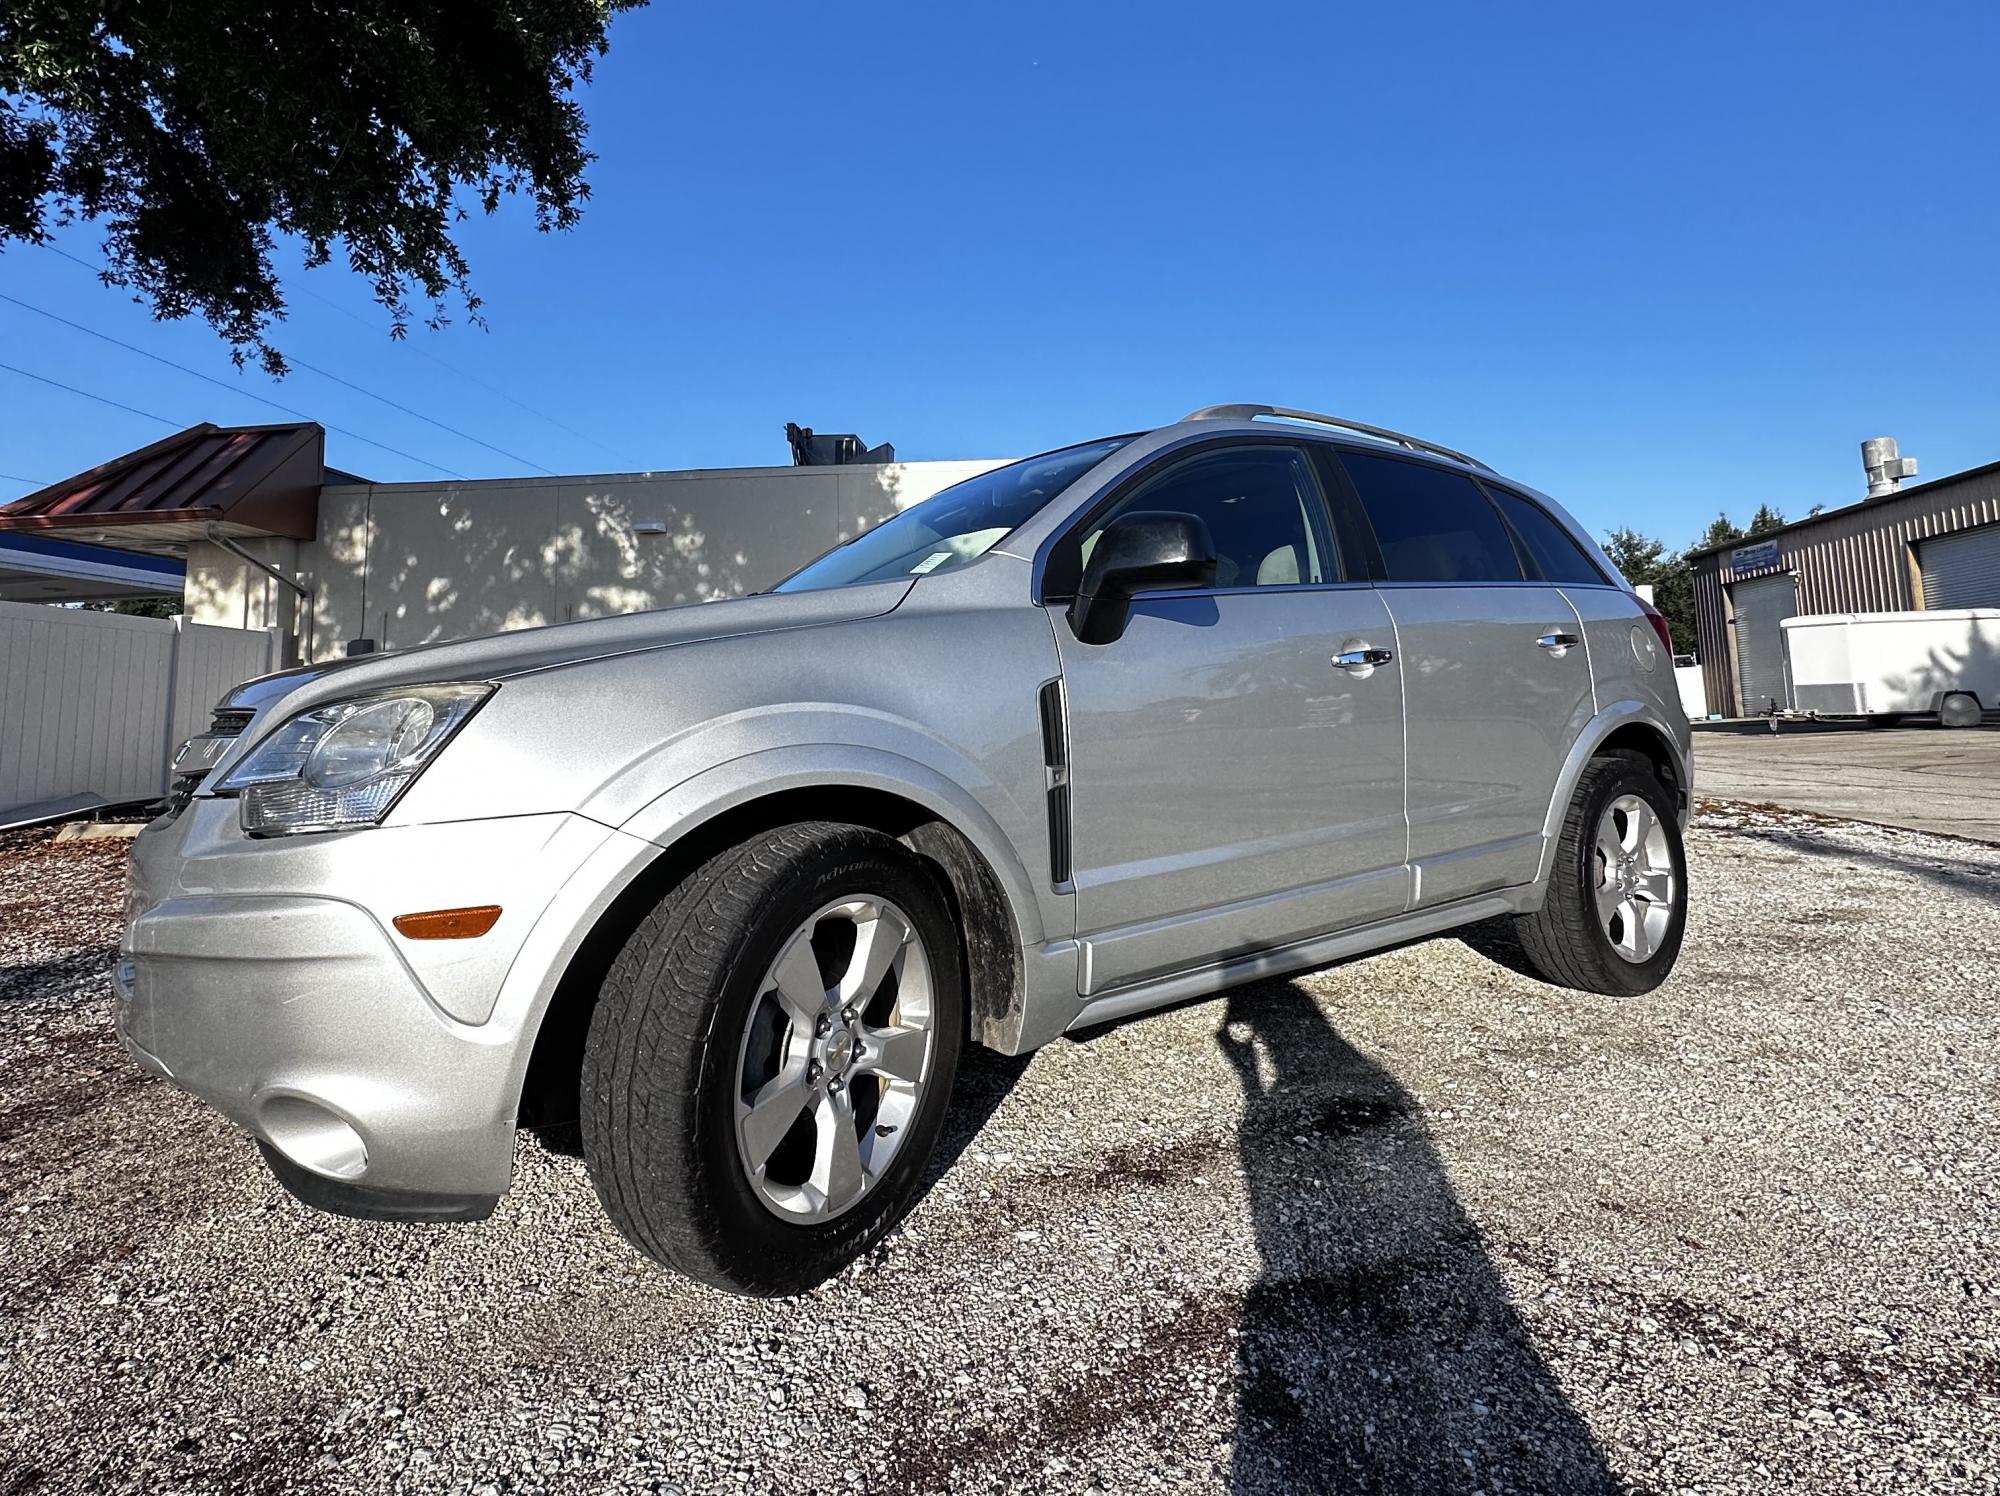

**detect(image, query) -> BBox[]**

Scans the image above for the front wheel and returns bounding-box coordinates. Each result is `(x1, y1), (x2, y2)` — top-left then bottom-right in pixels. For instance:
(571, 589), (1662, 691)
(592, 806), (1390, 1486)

(580, 821), (965, 1295)
(1512, 757), (1687, 995)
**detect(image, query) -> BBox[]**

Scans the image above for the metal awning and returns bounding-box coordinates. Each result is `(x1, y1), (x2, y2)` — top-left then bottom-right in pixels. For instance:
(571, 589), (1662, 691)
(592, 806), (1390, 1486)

(0, 422), (333, 554)
(0, 532), (185, 602)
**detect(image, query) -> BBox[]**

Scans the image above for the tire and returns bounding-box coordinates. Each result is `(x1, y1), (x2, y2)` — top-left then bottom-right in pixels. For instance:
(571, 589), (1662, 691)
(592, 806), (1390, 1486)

(580, 821), (965, 1295)
(1510, 756), (1687, 996)
(1940, 692), (1982, 729)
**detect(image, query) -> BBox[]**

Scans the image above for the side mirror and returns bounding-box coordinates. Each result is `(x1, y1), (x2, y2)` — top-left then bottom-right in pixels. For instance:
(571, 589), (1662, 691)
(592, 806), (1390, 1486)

(1066, 510), (1218, 644)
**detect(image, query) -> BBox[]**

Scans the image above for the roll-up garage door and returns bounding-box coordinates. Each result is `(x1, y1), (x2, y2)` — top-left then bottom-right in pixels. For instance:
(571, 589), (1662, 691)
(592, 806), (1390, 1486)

(1731, 573), (1797, 715)
(1920, 525), (2000, 609)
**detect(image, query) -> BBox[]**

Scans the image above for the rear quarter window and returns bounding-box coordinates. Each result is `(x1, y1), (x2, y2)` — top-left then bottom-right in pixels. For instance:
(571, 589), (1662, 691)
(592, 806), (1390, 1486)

(1487, 487), (1609, 585)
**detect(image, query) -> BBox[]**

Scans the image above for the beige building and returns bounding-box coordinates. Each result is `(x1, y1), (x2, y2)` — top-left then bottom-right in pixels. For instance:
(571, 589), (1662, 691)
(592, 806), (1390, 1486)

(0, 422), (1005, 664)
(1688, 453), (2000, 716)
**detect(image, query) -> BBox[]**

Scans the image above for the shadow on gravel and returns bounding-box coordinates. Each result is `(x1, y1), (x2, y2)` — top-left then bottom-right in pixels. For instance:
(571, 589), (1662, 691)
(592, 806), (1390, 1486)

(1452, 918), (1544, 984)
(921, 1044), (1033, 1188)
(1218, 981), (1616, 1495)
(0, 942), (119, 1004)
(1707, 820), (2000, 908)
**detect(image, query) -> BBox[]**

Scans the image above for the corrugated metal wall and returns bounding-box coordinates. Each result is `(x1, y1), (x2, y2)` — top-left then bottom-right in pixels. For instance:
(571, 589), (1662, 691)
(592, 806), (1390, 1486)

(1690, 461), (2000, 715)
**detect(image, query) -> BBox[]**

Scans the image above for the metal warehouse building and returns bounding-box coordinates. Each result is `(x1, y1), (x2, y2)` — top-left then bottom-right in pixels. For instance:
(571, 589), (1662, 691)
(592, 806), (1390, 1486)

(1688, 443), (2000, 717)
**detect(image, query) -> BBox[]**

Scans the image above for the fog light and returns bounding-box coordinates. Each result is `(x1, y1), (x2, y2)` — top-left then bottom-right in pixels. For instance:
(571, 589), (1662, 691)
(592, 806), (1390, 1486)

(258, 1095), (368, 1180)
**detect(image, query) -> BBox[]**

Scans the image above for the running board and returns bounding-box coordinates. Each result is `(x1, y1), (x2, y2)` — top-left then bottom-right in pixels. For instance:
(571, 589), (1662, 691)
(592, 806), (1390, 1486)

(1064, 888), (1532, 1033)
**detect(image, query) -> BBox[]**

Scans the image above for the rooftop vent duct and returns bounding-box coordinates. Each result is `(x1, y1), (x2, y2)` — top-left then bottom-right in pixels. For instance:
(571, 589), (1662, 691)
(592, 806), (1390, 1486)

(786, 423), (895, 467)
(1861, 436), (1917, 499)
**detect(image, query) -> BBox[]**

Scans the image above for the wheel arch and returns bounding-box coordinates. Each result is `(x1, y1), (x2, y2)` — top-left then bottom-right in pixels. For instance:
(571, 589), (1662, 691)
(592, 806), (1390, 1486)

(1531, 705), (1690, 890)
(514, 778), (1033, 1135)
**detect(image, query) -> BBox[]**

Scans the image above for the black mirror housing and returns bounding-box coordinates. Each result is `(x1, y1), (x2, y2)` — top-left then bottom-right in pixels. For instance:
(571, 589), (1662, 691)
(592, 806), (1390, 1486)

(1066, 510), (1218, 644)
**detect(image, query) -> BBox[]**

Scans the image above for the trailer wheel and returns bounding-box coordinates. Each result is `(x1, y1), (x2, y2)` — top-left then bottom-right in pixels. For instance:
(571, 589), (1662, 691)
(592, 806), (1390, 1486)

(1940, 693), (1982, 729)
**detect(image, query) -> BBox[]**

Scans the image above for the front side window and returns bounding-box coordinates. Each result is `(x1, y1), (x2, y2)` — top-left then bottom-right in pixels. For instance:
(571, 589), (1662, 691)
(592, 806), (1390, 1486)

(774, 437), (1132, 593)
(1339, 451), (1523, 584)
(1075, 445), (1333, 592)
(1486, 487), (1608, 585)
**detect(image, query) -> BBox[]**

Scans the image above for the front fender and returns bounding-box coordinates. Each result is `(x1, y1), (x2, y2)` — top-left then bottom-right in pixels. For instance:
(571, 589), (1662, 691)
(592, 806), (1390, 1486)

(485, 735), (1057, 1126)
(615, 740), (1051, 952)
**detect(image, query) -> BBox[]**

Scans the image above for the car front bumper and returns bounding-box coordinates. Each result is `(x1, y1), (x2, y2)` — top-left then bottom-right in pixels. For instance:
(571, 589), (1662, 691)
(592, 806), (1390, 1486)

(116, 797), (638, 1216)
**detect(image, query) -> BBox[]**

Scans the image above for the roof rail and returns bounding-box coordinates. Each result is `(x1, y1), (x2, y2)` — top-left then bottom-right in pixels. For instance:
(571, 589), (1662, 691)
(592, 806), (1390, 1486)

(1181, 404), (1489, 471)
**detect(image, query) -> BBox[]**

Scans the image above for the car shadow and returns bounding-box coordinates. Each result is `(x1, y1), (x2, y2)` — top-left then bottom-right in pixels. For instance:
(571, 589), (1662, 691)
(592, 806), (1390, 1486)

(1454, 916), (1546, 983)
(1217, 979), (1616, 1494)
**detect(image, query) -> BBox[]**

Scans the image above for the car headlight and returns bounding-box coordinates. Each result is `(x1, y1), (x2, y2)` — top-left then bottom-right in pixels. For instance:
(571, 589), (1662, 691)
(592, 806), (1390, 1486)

(213, 683), (493, 835)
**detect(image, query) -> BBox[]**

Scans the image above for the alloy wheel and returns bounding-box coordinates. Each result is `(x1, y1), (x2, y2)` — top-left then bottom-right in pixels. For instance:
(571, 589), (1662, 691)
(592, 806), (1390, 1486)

(1593, 793), (1678, 963)
(733, 896), (936, 1222)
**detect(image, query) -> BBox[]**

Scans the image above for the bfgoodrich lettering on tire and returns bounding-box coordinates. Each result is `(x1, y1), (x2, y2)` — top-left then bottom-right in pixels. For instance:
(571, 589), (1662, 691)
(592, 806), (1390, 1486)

(1512, 756), (1687, 996)
(579, 821), (965, 1296)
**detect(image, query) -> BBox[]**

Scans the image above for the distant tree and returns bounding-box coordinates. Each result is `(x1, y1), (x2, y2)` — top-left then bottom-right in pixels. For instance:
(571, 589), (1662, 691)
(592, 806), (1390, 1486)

(1807, 502), (1826, 517)
(1747, 503), (1787, 535)
(1601, 527), (1669, 583)
(0, 0), (646, 373)
(82, 597), (179, 618)
(1602, 526), (1695, 655)
(1698, 513), (1746, 550)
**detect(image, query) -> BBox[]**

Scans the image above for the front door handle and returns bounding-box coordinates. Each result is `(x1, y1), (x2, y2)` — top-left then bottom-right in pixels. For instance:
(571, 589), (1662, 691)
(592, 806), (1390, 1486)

(1333, 647), (1394, 674)
(1537, 631), (1582, 656)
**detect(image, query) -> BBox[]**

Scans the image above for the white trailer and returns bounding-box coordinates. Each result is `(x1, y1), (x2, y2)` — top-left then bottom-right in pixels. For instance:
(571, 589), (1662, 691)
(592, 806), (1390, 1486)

(1781, 609), (1999, 727)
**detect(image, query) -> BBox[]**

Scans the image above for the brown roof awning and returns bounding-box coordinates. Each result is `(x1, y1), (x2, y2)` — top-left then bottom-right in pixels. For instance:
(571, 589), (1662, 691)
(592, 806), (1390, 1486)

(0, 422), (330, 553)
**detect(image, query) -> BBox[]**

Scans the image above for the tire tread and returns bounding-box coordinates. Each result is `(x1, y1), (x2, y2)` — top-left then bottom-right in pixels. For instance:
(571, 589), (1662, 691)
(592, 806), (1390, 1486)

(579, 821), (957, 1293)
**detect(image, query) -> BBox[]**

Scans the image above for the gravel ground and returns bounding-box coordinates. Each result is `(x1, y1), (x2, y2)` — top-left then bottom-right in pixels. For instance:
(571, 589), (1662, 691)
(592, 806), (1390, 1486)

(0, 806), (1995, 1495)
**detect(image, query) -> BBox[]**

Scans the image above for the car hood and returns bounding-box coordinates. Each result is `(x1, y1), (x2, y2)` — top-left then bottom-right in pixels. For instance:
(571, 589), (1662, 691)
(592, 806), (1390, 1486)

(217, 579), (914, 724)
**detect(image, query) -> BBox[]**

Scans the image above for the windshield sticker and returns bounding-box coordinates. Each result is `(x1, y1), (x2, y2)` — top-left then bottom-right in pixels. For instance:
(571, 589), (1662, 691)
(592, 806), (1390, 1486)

(910, 552), (953, 575)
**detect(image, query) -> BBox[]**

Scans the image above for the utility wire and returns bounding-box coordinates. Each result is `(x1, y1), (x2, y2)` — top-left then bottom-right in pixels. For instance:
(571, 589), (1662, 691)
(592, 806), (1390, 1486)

(0, 359), (183, 429)
(283, 355), (558, 475)
(1, 470), (51, 487)
(293, 282), (624, 465)
(43, 242), (558, 475)
(0, 291), (465, 479)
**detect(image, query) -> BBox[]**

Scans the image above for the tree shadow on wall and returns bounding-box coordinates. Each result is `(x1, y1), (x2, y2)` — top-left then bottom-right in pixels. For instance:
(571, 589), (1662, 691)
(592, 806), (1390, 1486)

(1217, 981), (1616, 1495)
(1879, 622), (1999, 725)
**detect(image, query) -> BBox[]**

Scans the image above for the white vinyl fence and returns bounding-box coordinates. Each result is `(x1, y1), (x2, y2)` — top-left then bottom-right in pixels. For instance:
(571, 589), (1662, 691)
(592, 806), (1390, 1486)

(0, 602), (282, 820)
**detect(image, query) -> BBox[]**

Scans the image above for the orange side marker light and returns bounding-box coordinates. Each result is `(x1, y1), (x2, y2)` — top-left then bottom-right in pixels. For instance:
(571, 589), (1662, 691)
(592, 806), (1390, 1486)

(393, 905), (503, 940)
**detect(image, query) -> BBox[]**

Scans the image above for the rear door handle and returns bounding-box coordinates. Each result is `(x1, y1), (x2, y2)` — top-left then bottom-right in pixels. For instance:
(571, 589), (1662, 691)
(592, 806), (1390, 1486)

(1537, 631), (1581, 656)
(1333, 647), (1394, 674)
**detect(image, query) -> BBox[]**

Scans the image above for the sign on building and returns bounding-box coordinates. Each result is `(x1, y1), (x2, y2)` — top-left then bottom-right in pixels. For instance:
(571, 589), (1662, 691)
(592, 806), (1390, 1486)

(1730, 538), (1782, 574)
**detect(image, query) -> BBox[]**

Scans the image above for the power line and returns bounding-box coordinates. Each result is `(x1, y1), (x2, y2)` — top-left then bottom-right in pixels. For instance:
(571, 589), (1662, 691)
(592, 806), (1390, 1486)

(2, 470), (51, 487)
(284, 355), (558, 475)
(0, 359), (183, 428)
(293, 282), (624, 464)
(43, 242), (559, 475)
(0, 291), (465, 479)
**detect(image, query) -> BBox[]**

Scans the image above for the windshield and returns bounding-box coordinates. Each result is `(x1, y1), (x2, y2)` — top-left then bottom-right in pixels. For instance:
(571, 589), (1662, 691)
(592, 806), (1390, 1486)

(773, 436), (1134, 593)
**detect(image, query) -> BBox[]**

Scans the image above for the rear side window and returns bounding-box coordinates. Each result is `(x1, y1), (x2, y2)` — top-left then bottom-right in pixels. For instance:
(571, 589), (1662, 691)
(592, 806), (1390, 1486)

(1339, 452), (1523, 583)
(1488, 487), (1608, 585)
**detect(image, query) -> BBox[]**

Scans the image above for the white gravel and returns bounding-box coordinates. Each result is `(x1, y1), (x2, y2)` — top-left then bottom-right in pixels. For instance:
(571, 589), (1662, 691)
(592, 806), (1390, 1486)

(0, 804), (1996, 1494)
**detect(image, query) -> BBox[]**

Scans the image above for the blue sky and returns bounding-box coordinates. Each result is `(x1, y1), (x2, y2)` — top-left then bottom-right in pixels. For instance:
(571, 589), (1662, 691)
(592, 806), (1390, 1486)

(2, 0), (1996, 548)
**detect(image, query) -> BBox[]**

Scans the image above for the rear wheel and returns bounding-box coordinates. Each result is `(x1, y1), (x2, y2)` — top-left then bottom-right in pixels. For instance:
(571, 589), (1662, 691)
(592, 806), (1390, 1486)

(1511, 756), (1687, 995)
(580, 821), (964, 1295)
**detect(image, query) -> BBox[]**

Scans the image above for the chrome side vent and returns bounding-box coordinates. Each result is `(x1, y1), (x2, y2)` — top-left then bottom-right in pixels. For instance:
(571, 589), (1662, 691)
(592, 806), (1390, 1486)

(1038, 678), (1071, 888)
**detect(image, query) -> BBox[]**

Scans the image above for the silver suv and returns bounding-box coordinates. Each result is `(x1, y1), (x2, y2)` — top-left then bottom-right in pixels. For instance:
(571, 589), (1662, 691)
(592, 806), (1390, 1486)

(118, 404), (1690, 1295)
